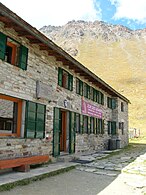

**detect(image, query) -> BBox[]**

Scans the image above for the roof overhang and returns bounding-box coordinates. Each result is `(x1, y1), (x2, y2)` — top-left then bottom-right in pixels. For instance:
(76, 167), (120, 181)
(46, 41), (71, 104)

(0, 3), (130, 103)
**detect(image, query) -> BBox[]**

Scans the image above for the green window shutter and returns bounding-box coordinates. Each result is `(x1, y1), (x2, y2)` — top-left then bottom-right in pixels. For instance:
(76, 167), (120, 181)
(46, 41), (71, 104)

(58, 67), (63, 86)
(68, 74), (73, 91)
(93, 89), (97, 102)
(77, 114), (81, 133)
(0, 32), (6, 60)
(108, 121), (111, 134)
(87, 85), (90, 99)
(111, 121), (116, 135)
(36, 104), (46, 138)
(76, 78), (80, 94)
(101, 93), (104, 105)
(25, 101), (36, 138)
(19, 45), (28, 70)
(84, 84), (87, 98)
(97, 91), (99, 103)
(80, 80), (83, 96)
(80, 115), (84, 134)
(107, 97), (110, 108)
(98, 119), (101, 134)
(87, 116), (90, 134)
(53, 107), (61, 157)
(112, 98), (116, 109)
(69, 112), (76, 154)
(100, 120), (104, 134)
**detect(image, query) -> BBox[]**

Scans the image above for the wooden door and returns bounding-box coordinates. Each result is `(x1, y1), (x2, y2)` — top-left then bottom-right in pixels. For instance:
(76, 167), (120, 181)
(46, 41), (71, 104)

(60, 111), (67, 152)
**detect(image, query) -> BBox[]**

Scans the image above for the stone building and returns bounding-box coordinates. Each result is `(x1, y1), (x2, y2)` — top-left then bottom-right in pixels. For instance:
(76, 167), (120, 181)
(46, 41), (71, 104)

(0, 3), (129, 169)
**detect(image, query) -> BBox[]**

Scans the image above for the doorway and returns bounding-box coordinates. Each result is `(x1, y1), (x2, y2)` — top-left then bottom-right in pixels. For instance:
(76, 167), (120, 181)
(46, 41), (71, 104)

(53, 108), (76, 157)
(60, 110), (67, 152)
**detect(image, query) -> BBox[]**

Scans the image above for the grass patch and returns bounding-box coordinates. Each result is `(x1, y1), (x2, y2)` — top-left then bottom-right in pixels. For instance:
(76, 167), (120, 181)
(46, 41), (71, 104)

(129, 137), (146, 144)
(0, 165), (76, 192)
(95, 144), (135, 161)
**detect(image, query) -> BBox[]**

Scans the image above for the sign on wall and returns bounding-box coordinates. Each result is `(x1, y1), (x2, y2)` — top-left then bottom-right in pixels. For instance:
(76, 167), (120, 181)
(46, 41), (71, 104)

(36, 80), (53, 100)
(82, 99), (102, 118)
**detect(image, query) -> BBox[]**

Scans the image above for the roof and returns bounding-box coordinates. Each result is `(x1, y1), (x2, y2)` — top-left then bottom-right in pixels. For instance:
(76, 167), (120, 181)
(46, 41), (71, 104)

(0, 3), (130, 103)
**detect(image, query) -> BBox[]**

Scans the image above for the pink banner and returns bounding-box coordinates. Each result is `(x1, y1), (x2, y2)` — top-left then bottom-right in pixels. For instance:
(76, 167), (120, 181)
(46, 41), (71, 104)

(82, 99), (102, 118)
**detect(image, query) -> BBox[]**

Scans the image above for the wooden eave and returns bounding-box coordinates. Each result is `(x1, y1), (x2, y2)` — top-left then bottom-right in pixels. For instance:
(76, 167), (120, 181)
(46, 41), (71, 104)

(0, 3), (130, 103)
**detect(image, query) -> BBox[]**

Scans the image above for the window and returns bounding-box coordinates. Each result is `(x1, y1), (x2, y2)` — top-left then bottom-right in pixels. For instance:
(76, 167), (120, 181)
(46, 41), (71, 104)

(93, 89), (97, 102)
(119, 122), (124, 135)
(58, 67), (73, 91)
(90, 87), (94, 101)
(83, 115), (89, 134)
(97, 91), (104, 105)
(0, 95), (22, 136)
(0, 32), (28, 70)
(90, 117), (95, 134)
(76, 114), (80, 133)
(98, 119), (104, 134)
(121, 102), (124, 112)
(107, 97), (116, 109)
(108, 121), (117, 135)
(76, 78), (83, 95)
(83, 83), (90, 99)
(25, 101), (46, 138)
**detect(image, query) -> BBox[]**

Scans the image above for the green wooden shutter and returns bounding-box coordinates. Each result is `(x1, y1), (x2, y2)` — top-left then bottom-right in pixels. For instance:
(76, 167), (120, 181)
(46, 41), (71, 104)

(98, 119), (103, 134)
(112, 98), (116, 109)
(58, 67), (63, 86)
(53, 107), (61, 157)
(36, 104), (46, 138)
(68, 74), (73, 91)
(87, 85), (90, 99)
(108, 121), (111, 134)
(80, 80), (83, 96)
(93, 89), (97, 102)
(69, 112), (76, 154)
(101, 93), (104, 105)
(0, 32), (6, 60)
(25, 101), (36, 138)
(80, 115), (83, 134)
(111, 121), (116, 135)
(100, 119), (104, 134)
(19, 45), (28, 70)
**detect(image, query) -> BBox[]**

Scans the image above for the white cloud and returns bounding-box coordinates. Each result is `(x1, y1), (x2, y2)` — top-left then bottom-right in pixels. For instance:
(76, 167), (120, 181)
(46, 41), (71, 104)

(110, 0), (146, 24)
(0, 0), (102, 28)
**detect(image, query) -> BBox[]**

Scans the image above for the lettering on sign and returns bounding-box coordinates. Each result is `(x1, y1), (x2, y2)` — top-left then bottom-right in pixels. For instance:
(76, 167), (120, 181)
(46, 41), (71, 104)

(82, 99), (102, 118)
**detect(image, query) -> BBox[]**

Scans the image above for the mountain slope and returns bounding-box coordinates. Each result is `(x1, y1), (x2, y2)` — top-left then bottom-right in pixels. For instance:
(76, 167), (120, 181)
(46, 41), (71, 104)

(40, 21), (146, 134)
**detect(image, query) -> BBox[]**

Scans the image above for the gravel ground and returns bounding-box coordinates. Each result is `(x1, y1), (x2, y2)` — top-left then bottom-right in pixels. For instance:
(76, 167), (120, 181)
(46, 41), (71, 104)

(1, 143), (146, 195)
(0, 169), (144, 195)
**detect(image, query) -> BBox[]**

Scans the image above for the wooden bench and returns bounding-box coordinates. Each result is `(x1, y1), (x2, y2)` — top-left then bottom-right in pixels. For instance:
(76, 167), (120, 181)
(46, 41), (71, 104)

(0, 155), (49, 172)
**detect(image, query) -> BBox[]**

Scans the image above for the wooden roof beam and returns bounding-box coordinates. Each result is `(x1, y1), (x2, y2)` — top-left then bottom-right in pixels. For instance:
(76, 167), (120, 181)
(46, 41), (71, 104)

(17, 31), (30, 36)
(29, 39), (42, 44)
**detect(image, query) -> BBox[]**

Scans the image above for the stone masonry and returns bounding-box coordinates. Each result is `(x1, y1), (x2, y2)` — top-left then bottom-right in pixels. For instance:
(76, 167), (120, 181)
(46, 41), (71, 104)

(0, 20), (128, 160)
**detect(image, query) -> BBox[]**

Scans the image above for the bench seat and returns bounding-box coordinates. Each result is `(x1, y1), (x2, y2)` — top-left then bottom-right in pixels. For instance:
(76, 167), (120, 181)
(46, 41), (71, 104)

(0, 155), (49, 172)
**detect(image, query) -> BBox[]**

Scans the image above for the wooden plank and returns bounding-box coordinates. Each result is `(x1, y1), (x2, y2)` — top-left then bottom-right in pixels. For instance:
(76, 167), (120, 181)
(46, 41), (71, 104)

(0, 155), (49, 169)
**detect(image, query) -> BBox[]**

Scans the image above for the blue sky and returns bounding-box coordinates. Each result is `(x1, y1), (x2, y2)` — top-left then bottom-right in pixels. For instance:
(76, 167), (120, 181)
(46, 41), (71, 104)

(0, 0), (146, 30)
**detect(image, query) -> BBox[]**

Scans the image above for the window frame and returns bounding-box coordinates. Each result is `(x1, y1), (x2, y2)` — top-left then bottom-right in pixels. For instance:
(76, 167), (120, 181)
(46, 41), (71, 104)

(0, 32), (28, 70)
(76, 78), (83, 96)
(58, 67), (73, 91)
(0, 94), (22, 137)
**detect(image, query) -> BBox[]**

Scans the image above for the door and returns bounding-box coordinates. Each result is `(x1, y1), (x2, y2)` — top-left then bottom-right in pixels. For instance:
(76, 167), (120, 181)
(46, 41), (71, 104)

(60, 110), (67, 152)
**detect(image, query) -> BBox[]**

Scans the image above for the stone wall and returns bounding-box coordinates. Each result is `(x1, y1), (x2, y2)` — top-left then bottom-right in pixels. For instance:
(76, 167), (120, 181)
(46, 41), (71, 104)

(0, 21), (129, 160)
(0, 138), (52, 160)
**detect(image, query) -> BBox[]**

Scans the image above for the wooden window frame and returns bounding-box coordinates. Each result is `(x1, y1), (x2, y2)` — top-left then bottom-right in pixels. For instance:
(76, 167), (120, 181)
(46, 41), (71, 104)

(6, 41), (17, 65)
(0, 94), (22, 137)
